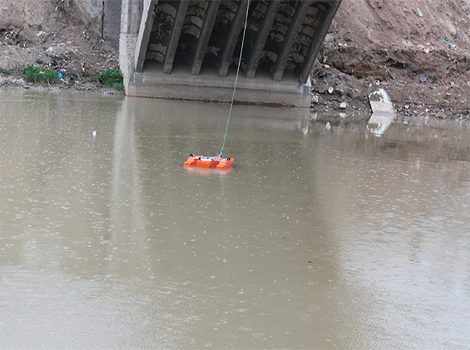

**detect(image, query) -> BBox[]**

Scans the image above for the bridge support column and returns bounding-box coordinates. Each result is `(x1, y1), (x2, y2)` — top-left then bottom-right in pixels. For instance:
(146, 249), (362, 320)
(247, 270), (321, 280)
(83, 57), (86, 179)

(120, 0), (144, 93)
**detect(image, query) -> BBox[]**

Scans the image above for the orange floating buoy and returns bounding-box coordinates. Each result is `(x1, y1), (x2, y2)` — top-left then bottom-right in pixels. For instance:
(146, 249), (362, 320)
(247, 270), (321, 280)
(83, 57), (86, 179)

(183, 154), (234, 170)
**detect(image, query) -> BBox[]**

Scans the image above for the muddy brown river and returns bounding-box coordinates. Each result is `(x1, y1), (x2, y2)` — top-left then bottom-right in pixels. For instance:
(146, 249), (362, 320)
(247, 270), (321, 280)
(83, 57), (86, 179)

(1, 90), (469, 349)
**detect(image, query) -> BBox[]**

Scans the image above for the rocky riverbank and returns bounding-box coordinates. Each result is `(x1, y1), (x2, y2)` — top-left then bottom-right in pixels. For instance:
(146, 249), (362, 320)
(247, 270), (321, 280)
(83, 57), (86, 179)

(311, 0), (470, 123)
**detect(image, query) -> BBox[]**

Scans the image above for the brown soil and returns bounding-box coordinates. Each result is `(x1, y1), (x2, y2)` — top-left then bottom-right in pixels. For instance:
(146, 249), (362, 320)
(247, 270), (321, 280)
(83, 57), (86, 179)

(0, 0), (120, 93)
(1, 0), (470, 120)
(312, 0), (470, 121)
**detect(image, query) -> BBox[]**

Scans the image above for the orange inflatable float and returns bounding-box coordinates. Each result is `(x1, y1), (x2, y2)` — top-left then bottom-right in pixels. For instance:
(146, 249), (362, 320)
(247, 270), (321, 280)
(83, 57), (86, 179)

(184, 154), (234, 169)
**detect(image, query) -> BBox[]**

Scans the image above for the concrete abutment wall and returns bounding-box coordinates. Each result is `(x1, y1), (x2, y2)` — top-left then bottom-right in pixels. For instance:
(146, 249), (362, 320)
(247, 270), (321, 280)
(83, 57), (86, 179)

(74, 0), (122, 46)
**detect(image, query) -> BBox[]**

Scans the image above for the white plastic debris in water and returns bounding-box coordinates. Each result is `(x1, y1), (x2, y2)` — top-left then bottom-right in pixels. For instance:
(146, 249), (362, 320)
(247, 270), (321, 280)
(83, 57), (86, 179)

(93, 130), (97, 139)
(369, 89), (394, 115)
(368, 88), (396, 136)
(326, 122), (331, 130)
(328, 87), (334, 94)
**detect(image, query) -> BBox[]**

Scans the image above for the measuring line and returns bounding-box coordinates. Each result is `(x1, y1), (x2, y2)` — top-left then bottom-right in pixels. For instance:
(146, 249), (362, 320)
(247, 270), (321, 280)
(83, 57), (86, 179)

(219, 0), (250, 157)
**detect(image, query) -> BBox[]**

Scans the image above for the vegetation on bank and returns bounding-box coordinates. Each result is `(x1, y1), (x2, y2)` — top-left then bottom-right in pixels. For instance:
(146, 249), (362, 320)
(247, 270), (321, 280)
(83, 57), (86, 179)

(22, 65), (60, 84)
(1, 68), (11, 76)
(95, 69), (124, 91)
(18, 65), (124, 91)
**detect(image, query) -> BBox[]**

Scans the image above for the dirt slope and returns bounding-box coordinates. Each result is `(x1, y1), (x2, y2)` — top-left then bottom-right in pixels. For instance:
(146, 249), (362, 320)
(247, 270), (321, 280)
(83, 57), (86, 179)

(313, 0), (470, 120)
(0, 0), (119, 91)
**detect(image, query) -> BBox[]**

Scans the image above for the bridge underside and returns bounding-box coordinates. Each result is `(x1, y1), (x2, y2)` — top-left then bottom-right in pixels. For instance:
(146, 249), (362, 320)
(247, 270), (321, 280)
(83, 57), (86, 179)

(120, 0), (341, 107)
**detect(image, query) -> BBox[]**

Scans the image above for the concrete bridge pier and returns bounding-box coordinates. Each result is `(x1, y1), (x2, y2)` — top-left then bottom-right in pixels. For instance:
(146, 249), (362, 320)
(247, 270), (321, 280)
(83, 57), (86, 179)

(120, 0), (342, 108)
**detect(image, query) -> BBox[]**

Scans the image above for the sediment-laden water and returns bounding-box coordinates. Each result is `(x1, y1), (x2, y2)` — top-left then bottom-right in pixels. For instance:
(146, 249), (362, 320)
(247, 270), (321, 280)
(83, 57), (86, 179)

(1, 90), (469, 349)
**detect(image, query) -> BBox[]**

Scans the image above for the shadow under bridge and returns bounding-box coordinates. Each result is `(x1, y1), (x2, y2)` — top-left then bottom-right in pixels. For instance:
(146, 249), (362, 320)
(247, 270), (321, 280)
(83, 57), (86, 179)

(120, 0), (341, 107)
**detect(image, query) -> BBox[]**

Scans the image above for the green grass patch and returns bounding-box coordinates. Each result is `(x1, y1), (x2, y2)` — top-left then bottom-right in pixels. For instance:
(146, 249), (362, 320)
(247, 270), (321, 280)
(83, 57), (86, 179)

(0, 68), (11, 76)
(22, 64), (60, 84)
(95, 69), (124, 91)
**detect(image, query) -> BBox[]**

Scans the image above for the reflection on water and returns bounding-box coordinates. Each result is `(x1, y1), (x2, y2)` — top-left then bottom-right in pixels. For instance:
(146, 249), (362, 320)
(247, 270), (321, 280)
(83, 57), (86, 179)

(1, 89), (469, 349)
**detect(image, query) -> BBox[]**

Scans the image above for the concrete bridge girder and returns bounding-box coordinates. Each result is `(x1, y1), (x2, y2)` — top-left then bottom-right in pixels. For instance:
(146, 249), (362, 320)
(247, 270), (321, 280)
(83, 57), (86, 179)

(121, 0), (342, 107)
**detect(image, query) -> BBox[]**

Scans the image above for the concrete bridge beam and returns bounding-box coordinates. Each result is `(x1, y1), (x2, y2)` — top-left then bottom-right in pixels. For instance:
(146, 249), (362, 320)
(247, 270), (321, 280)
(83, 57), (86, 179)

(163, 1), (190, 74)
(191, 0), (222, 76)
(218, 0), (249, 77)
(245, 1), (281, 80)
(273, 0), (313, 81)
(135, 0), (158, 73)
(300, 0), (342, 83)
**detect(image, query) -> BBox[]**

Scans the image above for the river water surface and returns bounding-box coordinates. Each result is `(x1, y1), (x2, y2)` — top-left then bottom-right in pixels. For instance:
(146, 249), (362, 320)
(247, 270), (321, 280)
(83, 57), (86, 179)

(1, 90), (469, 349)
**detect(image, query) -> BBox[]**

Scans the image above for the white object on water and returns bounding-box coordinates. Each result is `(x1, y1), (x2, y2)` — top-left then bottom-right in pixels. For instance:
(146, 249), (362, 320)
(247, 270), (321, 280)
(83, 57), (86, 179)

(369, 89), (394, 114)
(368, 88), (396, 136)
(328, 87), (334, 94)
(93, 130), (97, 139)
(325, 122), (331, 130)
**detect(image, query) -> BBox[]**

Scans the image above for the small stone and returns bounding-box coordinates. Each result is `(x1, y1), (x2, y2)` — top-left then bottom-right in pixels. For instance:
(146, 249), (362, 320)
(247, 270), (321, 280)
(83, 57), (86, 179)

(404, 105), (410, 109)
(416, 8), (423, 17)
(339, 102), (347, 109)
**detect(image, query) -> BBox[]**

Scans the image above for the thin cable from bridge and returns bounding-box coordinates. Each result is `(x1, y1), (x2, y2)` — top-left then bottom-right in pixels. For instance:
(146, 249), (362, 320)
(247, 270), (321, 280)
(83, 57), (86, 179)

(219, 0), (250, 157)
